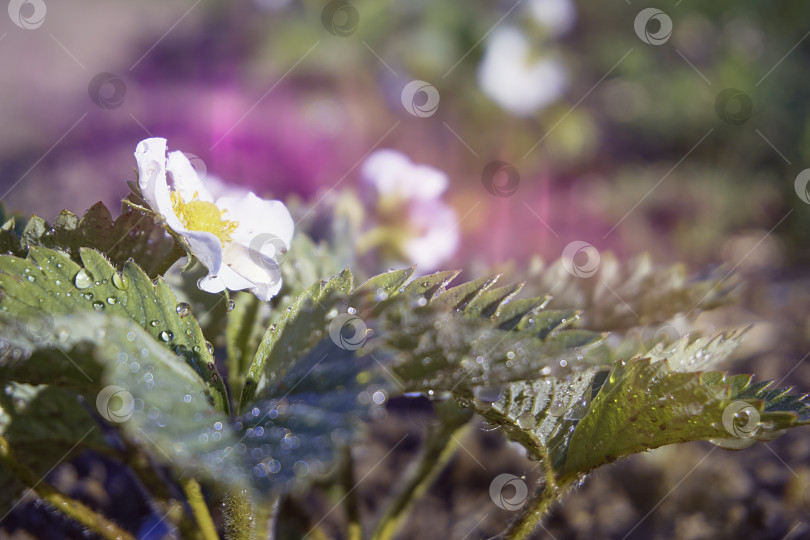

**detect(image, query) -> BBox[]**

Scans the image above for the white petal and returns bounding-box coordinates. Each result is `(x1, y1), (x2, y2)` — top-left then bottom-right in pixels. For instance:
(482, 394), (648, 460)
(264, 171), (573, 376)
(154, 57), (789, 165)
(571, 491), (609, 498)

(134, 138), (167, 211)
(166, 151), (212, 202)
(216, 193), (294, 254)
(407, 164), (448, 199)
(361, 149), (411, 193)
(198, 242), (283, 301)
(477, 26), (567, 116)
(224, 242), (282, 287)
(362, 149), (447, 200)
(184, 230), (224, 276)
(249, 280), (283, 301)
(527, 0), (577, 36)
(404, 201), (460, 271)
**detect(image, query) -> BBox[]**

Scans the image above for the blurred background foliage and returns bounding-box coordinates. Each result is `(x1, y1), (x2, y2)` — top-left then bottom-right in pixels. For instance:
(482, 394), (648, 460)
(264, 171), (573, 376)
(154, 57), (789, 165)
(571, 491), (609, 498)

(2, 0), (810, 538)
(2, 0), (809, 271)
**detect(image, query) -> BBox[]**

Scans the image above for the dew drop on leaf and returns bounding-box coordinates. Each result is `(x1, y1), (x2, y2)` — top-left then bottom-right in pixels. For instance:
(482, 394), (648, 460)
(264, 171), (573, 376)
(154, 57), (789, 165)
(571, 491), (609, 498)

(149, 320), (159, 327)
(473, 385), (503, 404)
(74, 269), (93, 289)
(176, 302), (192, 317)
(565, 396), (590, 420)
(106, 297), (118, 305)
(92, 301), (105, 311)
(548, 397), (567, 417)
(227, 299), (235, 312)
(112, 272), (129, 290)
(160, 330), (174, 342)
(517, 412), (537, 430)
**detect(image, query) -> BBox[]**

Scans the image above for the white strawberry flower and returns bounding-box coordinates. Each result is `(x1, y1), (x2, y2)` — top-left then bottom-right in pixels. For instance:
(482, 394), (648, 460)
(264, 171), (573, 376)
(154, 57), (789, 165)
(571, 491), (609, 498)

(134, 137), (293, 301)
(361, 149), (460, 271)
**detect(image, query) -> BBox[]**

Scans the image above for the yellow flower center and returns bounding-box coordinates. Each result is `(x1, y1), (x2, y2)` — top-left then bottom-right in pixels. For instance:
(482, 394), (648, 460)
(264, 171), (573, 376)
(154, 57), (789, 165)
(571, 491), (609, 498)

(171, 191), (239, 246)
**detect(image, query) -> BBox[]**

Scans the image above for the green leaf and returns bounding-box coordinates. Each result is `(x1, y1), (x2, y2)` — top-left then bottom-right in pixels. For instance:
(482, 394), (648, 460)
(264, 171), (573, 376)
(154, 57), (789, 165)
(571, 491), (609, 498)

(459, 368), (604, 471)
(2, 312), (388, 497)
(521, 253), (734, 331)
(218, 338), (390, 495)
(226, 292), (271, 408)
(559, 357), (810, 482)
(0, 246), (227, 412)
(0, 383), (111, 514)
(240, 269), (353, 411)
(460, 328), (809, 485)
(244, 268), (609, 407)
(19, 202), (183, 278)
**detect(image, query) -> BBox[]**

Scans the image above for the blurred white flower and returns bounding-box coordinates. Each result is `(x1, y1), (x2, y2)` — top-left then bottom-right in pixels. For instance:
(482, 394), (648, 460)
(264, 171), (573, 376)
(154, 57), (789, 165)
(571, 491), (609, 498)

(361, 148), (447, 201)
(134, 137), (293, 301)
(477, 26), (567, 116)
(527, 0), (577, 36)
(403, 200), (460, 272)
(361, 149), (459, 271)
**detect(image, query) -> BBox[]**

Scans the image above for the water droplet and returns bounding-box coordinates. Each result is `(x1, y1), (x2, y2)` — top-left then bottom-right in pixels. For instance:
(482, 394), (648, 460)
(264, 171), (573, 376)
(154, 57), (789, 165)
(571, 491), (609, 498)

(149, 320), (159, 327)
(160, 330), (174, 342)
(473, 386), (503, 404)
(227, 299), (235, 312)
(74, 269), (93, 289)
(176, 302), (191, 317)
(548, 397), (567, 417)
(106, 296), (118, 305)
(92, 301), (105, 311)
(565, 396), (590, 420)
(112, 272), (129, 290)
(184, 394), (192, 403)
(517, 412), (537, 430)
(26, 275), (35, 282)
(82, 293), (94, 301)
(205, 341), (214, 355)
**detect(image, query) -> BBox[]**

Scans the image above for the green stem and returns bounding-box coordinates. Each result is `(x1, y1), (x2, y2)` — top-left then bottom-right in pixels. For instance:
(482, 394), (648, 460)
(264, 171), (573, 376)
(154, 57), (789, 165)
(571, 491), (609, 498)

(371, 402), (472, 540)
(182, 477), (221, 540)
(0, 435), (135, 540)
(223, 489), (256, 540)
(339, 446), (362, 540)
(502, 446), (572, 540)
